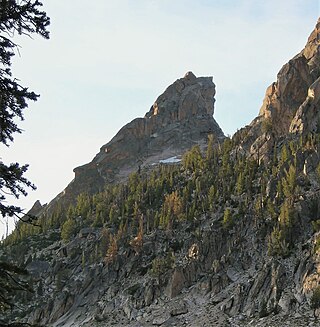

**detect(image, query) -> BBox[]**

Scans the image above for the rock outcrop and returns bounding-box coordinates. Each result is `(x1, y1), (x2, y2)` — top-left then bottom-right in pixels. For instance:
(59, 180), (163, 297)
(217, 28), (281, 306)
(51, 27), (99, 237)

(234, 19), (320, 162)
(62, 71), (224, 203)
(259, 18), (320, 136)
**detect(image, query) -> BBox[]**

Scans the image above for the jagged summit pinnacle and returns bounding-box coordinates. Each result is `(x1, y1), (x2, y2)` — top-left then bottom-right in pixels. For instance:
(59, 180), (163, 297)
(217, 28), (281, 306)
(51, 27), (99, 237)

(57, 72), (224, 203)
(145, 71), (216, 120)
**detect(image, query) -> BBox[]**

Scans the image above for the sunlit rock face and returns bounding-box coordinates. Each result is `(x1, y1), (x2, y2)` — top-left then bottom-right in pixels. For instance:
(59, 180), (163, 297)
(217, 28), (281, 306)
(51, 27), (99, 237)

(63, 72), (224, 200)
(259, 19), (320, 136)
(233, 20), (320, 163)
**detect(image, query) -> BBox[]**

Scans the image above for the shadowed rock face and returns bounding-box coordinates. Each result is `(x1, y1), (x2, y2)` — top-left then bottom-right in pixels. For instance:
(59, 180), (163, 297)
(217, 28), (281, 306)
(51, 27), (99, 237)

(64, 72), (224, 200)
(259, 19), (320, 136)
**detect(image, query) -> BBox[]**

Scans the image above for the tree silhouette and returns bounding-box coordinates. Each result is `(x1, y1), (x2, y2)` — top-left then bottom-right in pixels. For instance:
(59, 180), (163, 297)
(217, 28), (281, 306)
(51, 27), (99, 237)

(0, 0), (49, 221)
(0, 0), (50, 323)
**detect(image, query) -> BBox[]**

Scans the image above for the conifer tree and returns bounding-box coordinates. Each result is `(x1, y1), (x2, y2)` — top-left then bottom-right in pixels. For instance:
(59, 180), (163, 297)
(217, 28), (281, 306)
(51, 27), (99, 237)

(223, 208), (233, 229)
(61, 218), (77, 242)
(0, 1), (50, 321)
(282, 164), (296, 200)
(0, 0), (50, 220)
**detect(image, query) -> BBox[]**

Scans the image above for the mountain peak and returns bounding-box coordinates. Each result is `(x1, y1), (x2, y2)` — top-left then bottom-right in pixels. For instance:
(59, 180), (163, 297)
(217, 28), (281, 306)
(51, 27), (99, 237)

(57, 72), (224, 204)
(146, 71), (215, 120)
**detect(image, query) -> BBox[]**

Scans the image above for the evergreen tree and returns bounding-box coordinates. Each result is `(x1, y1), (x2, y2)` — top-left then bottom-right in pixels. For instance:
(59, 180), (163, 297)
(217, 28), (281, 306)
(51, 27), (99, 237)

(282, 164), (296, 200)
(0, 1), (50, 322)
(61, 219), (77, 242)
(236, 172), (245, 195)
(0, 0), (50, 220)
(182, 145), (203, 172)
(206, 134), (216, 164)
(223, 208), (233, 229)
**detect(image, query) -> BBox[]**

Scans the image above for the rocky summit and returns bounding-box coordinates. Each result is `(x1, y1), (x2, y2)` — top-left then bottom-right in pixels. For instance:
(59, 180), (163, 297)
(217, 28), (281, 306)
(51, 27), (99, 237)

(63, 71), (224, 204)
(2, 19), (320, 327)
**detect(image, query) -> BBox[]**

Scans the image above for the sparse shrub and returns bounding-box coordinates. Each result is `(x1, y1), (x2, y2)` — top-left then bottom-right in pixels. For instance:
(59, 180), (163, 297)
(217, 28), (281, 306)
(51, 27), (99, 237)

(222, 208), (233, 229)
(314, 236), (320, 254)
(129, 229), (143, 255)
(61, 219), (77, 242)
(311, 286), (320, 309)
(160, 191), (184, 229)
(312, 219), (320, 232)
(105, 234), (118, 264)
(150, 252), (175, 278)
(261, 118), (272, 134)
(259, 299), (268, 318)
(268, 227), (290, 257)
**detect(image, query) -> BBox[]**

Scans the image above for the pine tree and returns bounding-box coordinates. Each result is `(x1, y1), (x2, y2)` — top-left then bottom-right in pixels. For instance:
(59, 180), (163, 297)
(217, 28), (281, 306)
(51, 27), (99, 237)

(282, 164), (296, 200)
(206, 134), (216, 164)
(61, 219), (77, 242)
(236, 172), (245, 195)
(223, 208), (233, 229)
(0, 1), (50, 320)
(0, 0), (50, 220)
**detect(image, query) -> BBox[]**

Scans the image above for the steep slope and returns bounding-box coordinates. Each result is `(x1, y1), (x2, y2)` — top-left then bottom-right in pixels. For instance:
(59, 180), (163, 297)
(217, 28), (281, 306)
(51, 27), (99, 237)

(2, 19), (320, 327)
(64, 71), (224, 203)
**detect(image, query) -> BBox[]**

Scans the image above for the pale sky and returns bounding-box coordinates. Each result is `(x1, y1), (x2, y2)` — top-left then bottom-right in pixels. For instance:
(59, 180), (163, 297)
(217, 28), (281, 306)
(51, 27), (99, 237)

(0, 0), (319, 237)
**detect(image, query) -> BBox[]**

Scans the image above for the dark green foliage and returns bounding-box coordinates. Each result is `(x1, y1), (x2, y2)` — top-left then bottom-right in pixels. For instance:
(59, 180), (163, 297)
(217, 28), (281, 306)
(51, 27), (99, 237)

(61, 219), (77, 241)
(150, 252), (175, 279)
(312, 219), (320, 232)
(282, 164), (296, 200)
(268, 227), (289, 257)
(0, 2), (50, 325)
(0, 162), (36, 219)
(0, 0), (50, 220)
(6, 127), (320, 285)
(0, 261), (31, 312)
(311, 286), (320, 309)
(261, 118), (273, 134)
(182, 145), (204, 171)
(8, 130), (314, 250)
(0, 0), (49, 145)
(280, 144), (290, 165)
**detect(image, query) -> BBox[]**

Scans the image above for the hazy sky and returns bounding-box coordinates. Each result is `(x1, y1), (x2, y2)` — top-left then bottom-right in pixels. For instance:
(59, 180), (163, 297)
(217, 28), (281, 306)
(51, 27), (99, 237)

(0, 0), (319, 237)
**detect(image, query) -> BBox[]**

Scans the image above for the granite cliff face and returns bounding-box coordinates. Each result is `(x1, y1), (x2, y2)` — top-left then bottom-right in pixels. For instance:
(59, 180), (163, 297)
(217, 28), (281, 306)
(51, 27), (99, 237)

(235, 19), (320, 161)
(65, 71), (224, 201)
(259, 18), (320, 135)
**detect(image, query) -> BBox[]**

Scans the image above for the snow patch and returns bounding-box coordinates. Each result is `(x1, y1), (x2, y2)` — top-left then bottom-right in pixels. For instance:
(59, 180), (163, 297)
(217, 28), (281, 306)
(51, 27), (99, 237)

(159, 156), (181, 164)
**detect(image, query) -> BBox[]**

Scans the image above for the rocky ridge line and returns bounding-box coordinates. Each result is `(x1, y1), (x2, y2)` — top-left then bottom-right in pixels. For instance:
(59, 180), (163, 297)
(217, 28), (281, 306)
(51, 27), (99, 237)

(57, 71), (224, 207)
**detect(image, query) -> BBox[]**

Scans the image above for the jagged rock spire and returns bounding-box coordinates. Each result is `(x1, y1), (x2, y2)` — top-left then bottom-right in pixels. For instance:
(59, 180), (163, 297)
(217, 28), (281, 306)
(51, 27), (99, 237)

(60, 72), (224, 202)
(258, 19), (320, 135)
